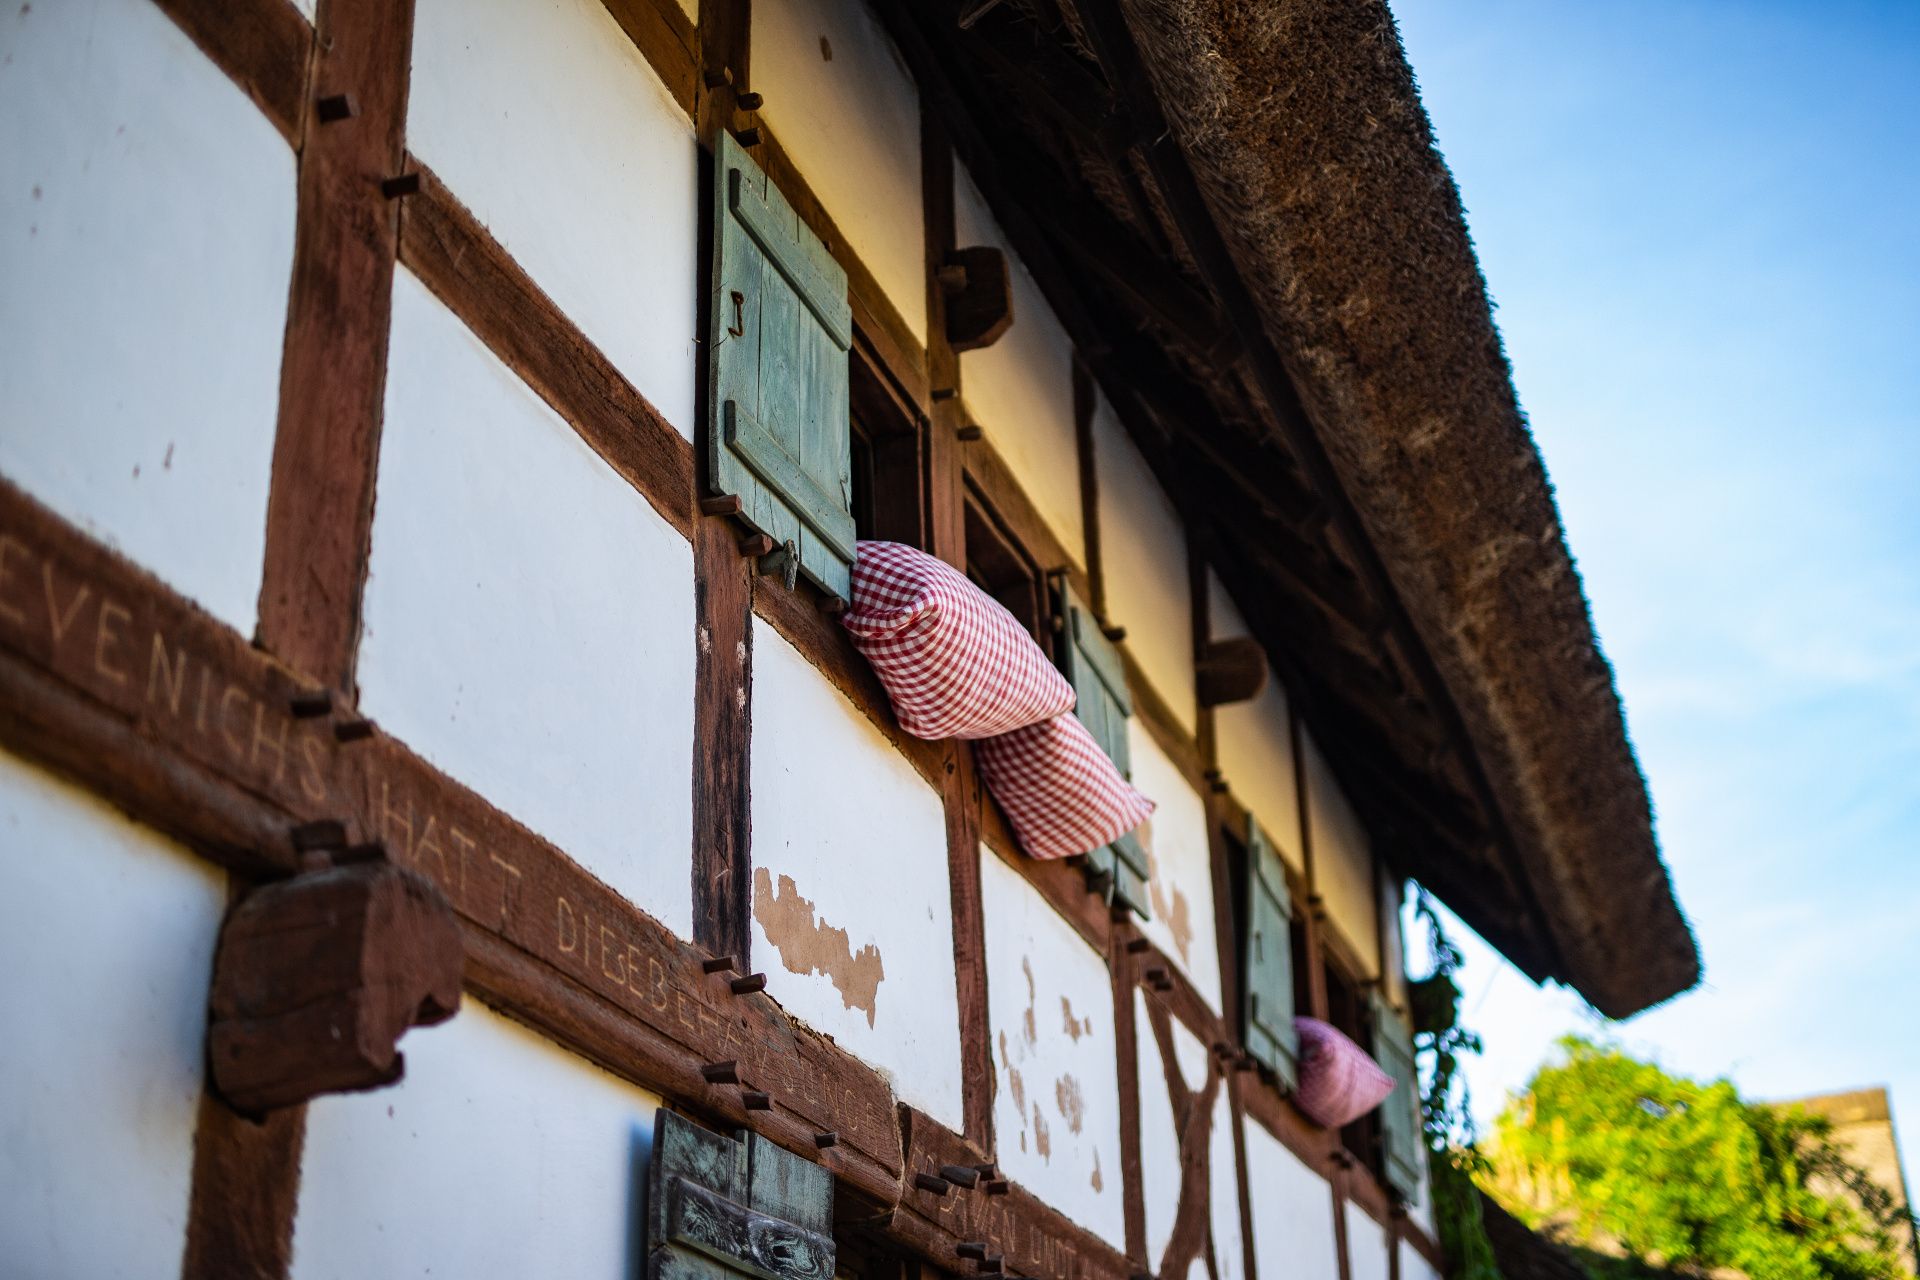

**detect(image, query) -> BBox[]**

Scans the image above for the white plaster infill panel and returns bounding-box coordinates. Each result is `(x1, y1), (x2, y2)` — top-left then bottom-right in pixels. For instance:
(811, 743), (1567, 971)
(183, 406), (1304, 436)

(1093, 392), (1194, 733)
(1206, 573), (1304, 875)
(1400, 1238), (1444, 1280)
(981, 848), (1126, 1250)
(0, 749), (226, 1280)
(409, 0), (699, 438)
(1345, 1199), (1392, 1280)
(1208, 1085), (1247, 1280)
(754, 0), (927, 342)
(1244, 1120), (1340, 1280)
(361, 270), (696, 938)
(1129, 724), (1222, 1012)
(952, 163), (1085, 567)
(750, 617), (961, 1127)
(1304, 731), (1378, 975)
(1136, 990), (1214, 1266)
(294, 1002), (665, 1278)
(0, 0), (295, 635)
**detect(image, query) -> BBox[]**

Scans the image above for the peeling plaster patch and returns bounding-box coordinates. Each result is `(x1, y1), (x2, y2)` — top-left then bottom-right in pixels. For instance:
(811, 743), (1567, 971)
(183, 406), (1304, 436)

(1008, 1064), (1026, 1114)
(1021, 955), (1038, 1043)
(1055, 1074), (1085, 1135)
(752, 867), (885, 1026)
(1090, 1148), (1103, 1193)
(1033, 1104), (1051, 1160)
(1143, 835), (1195, 965)
(1061, 996), (1091, 1041)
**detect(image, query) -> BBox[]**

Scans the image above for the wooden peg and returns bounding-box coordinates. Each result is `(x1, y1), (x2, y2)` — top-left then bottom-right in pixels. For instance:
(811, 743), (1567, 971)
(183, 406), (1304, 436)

(742, 1090), (772, 1110)
(290, 819), (347, 852)
(822, 594), (848, 616)
(380, 172), (420, 199)
(701, 1061), (739, 1084)
(207, 861), (462, 1113)
(740, 532), (776, 558)
(700, 494), (743, 517)
(984, 1179), (1010, 1195)
(1145, 966), (1169, 986)
(979, 1258), (1004, 1275)
(701, 955), (738, 975)
(915, 1173), (952, 1196)
(814, 1131), (839, 1149)
(736, 91), (764, 111)
(956, 424), (984, 442)
(333, 718), (374, 743)
(1101, 623), (1127, 643)
(943, 246), (1014, 350)
(315, 92), (358, 123)
(289, 689), (333, 718)
(957, 1243), (990, 1260)
(932, 387), (957, 401)
(1126, 937), (1151, 954)
(940, 1164), (981, 1189)
(733, 126), (763, 148)
(730, 973), (768, 995)
(704, 65), (735, 89)
(1196, 637), (1269, 707)
(935, 263), (969, 292)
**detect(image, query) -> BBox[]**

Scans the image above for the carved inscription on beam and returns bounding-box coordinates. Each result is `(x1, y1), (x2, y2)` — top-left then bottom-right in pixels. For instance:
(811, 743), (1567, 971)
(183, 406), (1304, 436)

(891, 1107), (1131, 1280)
(0, 477), (900, 1204)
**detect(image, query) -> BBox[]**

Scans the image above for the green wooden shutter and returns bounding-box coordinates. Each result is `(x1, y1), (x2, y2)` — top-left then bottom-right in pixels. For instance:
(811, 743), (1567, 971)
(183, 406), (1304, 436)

(1242, 818), (1299, 1088)
(1371, 992), (1424, 1199)
(647, 1109), (836, 1280)
(1052, 581), (1150, 919)
(709, 130), (856, 601)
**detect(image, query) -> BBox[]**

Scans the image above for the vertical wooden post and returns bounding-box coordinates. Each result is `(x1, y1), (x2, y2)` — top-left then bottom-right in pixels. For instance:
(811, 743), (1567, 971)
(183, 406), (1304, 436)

(255, 0), (416, 692)
(187, 1), (416, 1274)
(1073, 358), (1106, 621)
(924, 109), (993, 1152)
(1292, 705), (1331, 1024)
(1113, 918), (1149, 1265)
(689, 0), (755, 966)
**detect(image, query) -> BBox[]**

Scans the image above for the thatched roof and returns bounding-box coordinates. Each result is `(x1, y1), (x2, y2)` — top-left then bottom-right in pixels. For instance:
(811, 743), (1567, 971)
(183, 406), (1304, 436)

(886, 1), (1698, 1016)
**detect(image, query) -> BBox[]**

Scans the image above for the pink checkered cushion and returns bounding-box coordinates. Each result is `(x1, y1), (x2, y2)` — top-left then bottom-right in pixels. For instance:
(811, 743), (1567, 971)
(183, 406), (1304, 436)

(1293, 1016), (1396, 1129)
(974, 712), (1155, 860)
(841, 540), (1074, 740)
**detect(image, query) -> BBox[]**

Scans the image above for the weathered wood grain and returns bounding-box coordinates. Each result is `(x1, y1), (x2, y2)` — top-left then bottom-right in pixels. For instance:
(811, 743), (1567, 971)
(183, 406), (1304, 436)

(0, 478), (902, 1204)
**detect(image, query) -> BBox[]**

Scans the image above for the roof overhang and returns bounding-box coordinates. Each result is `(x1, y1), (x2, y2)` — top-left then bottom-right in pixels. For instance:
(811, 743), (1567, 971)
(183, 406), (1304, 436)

(884, 0), (1699, 1016)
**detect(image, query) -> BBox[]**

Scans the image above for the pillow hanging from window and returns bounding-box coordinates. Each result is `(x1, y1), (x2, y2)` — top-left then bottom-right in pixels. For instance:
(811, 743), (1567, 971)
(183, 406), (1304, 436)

(842, 540), (1075, 740)
(1292, 1016), (1395, 1129)
(973, 711), (1154, 859)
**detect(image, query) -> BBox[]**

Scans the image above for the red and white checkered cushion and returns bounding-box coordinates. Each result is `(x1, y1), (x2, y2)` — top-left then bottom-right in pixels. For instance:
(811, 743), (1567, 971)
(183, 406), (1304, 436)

(1293, 1016), (1395, 1129)
(841, 540), (1074, 740)
(973, 712), (1155, 860)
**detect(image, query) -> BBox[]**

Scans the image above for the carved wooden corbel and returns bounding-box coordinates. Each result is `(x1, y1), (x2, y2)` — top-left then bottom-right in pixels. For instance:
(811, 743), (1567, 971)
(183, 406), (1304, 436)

(207, 854), (464, 1114)
(941, 246), (1014, 352)
(1196, 636), (1268, 707)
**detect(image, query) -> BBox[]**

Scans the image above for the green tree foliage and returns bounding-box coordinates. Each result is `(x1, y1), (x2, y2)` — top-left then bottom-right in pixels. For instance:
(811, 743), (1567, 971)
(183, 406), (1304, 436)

(1409, 889), (1502, 1280)
(1486, 1038), (1916, 1280)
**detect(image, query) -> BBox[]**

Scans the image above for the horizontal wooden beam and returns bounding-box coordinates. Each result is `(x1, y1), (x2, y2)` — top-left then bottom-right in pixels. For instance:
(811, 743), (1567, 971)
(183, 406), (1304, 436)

(0, 476), (902, 1206)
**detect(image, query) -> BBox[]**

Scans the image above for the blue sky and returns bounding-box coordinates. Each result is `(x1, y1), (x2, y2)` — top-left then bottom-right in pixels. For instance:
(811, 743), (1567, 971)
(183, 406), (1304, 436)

(1387, 0), (1920, 1151)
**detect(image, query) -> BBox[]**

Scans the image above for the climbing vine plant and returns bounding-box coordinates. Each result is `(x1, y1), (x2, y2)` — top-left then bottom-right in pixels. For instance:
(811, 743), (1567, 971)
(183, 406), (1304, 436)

(1408, 886), (1502, 1280)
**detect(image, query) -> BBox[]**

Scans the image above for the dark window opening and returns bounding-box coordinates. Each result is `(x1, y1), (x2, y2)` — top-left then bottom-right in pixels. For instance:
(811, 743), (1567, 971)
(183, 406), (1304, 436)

(964, 486), (1049, 650)
(1323, 949), (1384, 1175)
(848, 339), (924, 547)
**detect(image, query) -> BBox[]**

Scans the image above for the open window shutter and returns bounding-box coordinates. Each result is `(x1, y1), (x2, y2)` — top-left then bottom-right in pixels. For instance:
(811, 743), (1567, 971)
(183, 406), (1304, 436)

(1051, 581), (1150, 918)
(647, 1109), (836, 1280)
(1370, 992), (1424, 1199)
(1243, 818), (1299, 1088)
(709, 130), (856, 601)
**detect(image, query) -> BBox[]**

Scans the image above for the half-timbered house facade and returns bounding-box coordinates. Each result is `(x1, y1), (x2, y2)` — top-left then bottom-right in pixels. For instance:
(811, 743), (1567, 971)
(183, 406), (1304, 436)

(0, 1), (1697, 1277)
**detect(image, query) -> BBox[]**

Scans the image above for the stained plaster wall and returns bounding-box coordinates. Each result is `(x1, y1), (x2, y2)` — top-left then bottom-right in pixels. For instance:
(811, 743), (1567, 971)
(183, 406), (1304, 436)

(1129, 724), (1222, 1012)
(1207, 1087), (1247, 1280)
(0, 0), (295, 635)
(981, 848), (1126, 1249)
(360, 270), (697, 938)
(749, 617), (962, 1128)
(1135, 988), (1214, 1267)
(1303, 731), (1378, 975)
